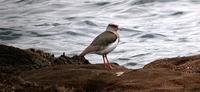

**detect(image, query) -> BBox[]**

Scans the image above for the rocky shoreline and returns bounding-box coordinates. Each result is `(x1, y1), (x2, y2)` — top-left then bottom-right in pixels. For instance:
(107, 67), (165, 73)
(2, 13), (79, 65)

(0, 44), (200, 92)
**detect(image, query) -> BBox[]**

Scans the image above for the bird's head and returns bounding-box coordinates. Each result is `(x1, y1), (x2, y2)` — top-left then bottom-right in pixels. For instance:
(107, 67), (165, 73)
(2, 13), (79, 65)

(106, 23), (119, 32)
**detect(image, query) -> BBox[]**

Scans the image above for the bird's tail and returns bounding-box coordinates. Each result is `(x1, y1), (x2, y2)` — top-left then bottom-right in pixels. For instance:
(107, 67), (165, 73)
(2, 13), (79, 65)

(79, 46), (98, 57)
(79, 50), (87, 57)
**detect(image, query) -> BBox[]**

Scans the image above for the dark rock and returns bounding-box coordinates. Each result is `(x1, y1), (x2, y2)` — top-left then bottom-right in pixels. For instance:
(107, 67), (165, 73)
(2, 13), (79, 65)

(53, 54), (90, 65)
(0, 44), (90, 74)
(1, 44), (200, 92)
(0, 44), (52, 74)
(144, 54), (200, 73)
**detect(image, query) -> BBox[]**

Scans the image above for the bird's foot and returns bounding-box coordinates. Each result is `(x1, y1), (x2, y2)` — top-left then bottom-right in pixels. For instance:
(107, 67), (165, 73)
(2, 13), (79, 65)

(103, 64), (113, 70)
(108, 64), (128, 71)
(108, 64), (114, 70)
(103, 64), (114, 70)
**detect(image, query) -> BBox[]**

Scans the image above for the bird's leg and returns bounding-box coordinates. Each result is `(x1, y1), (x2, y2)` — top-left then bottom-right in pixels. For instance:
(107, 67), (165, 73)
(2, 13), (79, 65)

(103, 55), (109, 69)
(105, 55), (114, 69)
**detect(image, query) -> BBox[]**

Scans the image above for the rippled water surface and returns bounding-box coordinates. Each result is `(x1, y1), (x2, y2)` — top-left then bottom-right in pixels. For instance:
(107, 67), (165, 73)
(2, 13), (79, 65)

(1, 0), (200, 68)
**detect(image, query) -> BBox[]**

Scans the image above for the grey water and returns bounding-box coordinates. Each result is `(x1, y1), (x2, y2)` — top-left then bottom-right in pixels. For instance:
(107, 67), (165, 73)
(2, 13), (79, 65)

(1, 0), (200, 69)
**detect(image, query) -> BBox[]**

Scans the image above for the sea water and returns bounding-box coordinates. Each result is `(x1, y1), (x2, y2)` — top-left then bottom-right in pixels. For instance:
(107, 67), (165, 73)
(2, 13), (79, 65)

(1, 0), (200, 69)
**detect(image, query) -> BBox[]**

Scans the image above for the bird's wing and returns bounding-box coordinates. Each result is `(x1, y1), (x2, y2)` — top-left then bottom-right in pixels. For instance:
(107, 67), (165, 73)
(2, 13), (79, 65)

(90, 31), (117, 48)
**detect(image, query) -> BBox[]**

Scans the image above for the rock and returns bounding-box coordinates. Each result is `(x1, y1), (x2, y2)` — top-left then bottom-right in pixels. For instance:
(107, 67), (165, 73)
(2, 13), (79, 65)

(21, 64), (123, 92)
(0, 44), (52, 74)
(53, 54), (90, 65)
(0, 44), (90, 74)
(0, 44), (91, 91)
(1, 44), (200, 92)
(144, 54), (200, 73)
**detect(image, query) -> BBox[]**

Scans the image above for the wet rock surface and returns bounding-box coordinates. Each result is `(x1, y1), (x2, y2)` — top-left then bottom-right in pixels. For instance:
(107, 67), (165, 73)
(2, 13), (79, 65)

(1, 44), (200, 92)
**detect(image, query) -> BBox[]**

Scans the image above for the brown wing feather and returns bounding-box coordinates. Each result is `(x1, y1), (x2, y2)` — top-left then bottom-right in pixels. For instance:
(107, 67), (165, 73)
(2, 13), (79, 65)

(91, 31), (117, 47)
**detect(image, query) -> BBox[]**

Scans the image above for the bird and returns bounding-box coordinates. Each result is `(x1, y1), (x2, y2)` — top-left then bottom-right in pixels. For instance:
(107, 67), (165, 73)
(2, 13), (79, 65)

(79, 23), (119, 69)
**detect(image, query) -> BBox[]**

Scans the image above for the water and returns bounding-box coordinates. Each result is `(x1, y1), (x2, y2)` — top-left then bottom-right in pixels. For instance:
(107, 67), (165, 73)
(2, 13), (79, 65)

(1, 0), (200, 69)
